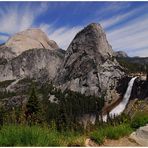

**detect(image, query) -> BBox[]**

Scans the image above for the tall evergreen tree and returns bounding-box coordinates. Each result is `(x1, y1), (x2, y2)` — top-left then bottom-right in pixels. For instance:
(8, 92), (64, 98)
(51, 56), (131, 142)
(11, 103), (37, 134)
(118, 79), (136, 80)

(146, 65), (148, 82)
(25, 83), (43, 124)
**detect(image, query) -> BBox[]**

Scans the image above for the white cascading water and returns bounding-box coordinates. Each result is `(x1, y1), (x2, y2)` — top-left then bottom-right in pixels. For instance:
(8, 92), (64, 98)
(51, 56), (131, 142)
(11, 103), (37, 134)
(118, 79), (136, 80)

(103, 77), (137, 122)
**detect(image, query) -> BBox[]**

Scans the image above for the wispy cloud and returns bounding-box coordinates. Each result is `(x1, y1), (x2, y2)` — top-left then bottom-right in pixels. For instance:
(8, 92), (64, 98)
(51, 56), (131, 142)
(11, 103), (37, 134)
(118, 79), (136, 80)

(48, 26), (82, 49)
(0, 2), (49, 35)
(0, 2), (81, 50)
(105, 13), (148, 57)
(0, 2), (148, 57)
(95, 4), (148, 57)
(40, 23), (82, 49)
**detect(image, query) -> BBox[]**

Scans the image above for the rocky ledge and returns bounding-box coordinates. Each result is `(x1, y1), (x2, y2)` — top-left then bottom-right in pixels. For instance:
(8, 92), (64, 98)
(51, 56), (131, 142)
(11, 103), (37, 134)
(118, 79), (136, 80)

(130, 124), (148, 146)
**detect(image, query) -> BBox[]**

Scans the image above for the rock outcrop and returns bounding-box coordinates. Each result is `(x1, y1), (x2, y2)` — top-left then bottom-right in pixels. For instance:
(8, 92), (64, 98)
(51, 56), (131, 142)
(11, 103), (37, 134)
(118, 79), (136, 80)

(130, 124), (148, 146)
(55, 23), (124, 101)
(0, 28), (64, 83)
(0, 48), (65, 82)
(0, 44), (16, 62)
(5, 28), (59, 55)
(114, 51), (128, 58)
(0, 23), (126, 104)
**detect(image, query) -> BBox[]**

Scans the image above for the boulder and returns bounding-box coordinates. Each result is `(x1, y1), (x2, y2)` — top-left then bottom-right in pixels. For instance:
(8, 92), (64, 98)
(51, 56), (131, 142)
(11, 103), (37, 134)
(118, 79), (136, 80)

(129, 124), (148, 146)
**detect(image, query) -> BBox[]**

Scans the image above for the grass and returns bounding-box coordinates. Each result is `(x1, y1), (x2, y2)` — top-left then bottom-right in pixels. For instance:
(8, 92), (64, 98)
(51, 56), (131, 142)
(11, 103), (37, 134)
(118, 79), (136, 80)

(0, 125), (85, 146)
(1, 112), (147, 146)
(131, 111), (148, 129)
(0, 125), (60, 146)
(105, 124), (133, 139)
(0, 123), (136, 146)
(90, 123), (133, 145)
(59, 131), (85, 146)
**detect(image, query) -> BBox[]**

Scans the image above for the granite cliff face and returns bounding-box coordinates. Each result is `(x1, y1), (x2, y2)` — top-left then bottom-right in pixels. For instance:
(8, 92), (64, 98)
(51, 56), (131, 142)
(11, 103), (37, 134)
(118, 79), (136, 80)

(0, 29), (64, 83)
(0, 48), (64, 82)
(55, 23), (124, 100)
(0, 23), (125, 103)
(0, 45), (16, 62)
(5, 28), (59, 55)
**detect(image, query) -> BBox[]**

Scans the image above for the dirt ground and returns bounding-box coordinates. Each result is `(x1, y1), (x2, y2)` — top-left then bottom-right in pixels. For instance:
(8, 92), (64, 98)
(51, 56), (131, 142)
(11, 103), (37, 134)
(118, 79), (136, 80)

(85, 137), (140, 147)
(101, 137), (140, 146)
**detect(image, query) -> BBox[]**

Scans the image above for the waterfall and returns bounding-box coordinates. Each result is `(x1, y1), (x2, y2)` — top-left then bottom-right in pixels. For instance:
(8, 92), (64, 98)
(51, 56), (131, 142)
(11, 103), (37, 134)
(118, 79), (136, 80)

(103, 77), (137, 122)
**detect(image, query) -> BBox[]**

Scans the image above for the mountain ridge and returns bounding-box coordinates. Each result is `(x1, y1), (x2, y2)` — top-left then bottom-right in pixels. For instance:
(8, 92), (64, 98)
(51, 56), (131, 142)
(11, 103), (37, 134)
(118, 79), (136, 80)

(0, 23), (128, 106)
(55, 23), (124, 101)
(4, 28), (59, 55)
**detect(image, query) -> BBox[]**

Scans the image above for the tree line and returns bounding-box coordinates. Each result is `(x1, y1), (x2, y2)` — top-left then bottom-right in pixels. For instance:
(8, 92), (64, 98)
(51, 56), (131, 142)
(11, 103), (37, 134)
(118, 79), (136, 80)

(0, 82), (105, 131)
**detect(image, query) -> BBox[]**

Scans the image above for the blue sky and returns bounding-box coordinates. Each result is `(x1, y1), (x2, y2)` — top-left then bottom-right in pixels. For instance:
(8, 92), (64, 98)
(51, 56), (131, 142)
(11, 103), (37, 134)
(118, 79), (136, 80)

(0, 2), (148, 57)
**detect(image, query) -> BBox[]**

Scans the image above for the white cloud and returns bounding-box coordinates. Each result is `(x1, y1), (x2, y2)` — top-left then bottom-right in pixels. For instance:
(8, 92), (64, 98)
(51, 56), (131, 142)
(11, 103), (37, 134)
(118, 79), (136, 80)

(127, 47), (148, 57)
(40, 24), (82, 49)
(103, 2), (131, 12)
(105, 14), (148, 57)
(0, 2), (148, 57)
(0, 3), (49, 36)
(100, 13), (130, 29)
(49, 26), (82, 49)
(97, 5), (148, 57)
(39, 23), (54, 34)
(0, 2), (81, 50)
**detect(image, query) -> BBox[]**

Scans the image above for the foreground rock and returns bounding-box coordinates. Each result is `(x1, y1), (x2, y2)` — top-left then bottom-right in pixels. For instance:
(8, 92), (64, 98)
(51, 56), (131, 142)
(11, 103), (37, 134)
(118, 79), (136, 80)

(85, 138), (98, 147)
(129, 124), (148, 146)
(55, 23), (124, 101)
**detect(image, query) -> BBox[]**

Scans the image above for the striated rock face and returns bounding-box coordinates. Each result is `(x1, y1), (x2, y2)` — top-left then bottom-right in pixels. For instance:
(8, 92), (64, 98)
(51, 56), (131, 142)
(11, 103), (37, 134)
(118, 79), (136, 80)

(0, 23), (125, 104)
(0, 28), (64, 83)
(0, 44), (16, 62)
(0, 48), (65, 82)
(55, 23), (124, 100)
(5, 28), (59, 55)
(114, 51), (128, 58)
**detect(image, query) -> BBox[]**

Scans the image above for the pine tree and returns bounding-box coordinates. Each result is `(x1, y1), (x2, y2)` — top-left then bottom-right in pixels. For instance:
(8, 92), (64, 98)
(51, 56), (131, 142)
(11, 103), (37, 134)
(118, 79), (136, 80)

(146, 65), (148, 82)
(25, 83), (43, 124)
(0, 107), (5, 126)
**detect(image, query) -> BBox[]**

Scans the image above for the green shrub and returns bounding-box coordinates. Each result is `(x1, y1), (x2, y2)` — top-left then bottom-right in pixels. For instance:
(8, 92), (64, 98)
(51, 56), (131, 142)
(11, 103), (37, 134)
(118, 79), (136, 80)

(59, 131), (85, 146)
(131, 112), (148, 129)
(105, 124), (133, 139)
(0, 125), (60, 146)
(90, 123), (133, 145)
(0, 125), (85, 146)
(90, 129), (105, 145)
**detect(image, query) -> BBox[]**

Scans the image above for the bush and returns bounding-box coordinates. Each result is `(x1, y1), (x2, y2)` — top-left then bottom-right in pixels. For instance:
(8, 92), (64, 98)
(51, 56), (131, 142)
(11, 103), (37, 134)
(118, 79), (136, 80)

(90, 123), (133, 145)
(0, 125), (86, 146)
(59, 131), (85, 146)
(0, 125), (60, 146)
(131, 112), (148, 129)
(90, 129), (105, 145)
(105, 124), (133, 139)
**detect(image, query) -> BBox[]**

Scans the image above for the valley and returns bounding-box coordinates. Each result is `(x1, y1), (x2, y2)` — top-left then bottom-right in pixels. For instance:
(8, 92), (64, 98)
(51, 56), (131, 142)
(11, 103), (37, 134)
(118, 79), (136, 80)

(0, 22), (148, 146)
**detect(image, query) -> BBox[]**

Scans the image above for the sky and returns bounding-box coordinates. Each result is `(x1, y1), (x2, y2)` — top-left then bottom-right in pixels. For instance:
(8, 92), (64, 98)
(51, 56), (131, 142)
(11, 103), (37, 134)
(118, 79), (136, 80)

(0, 1), (148, 57)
